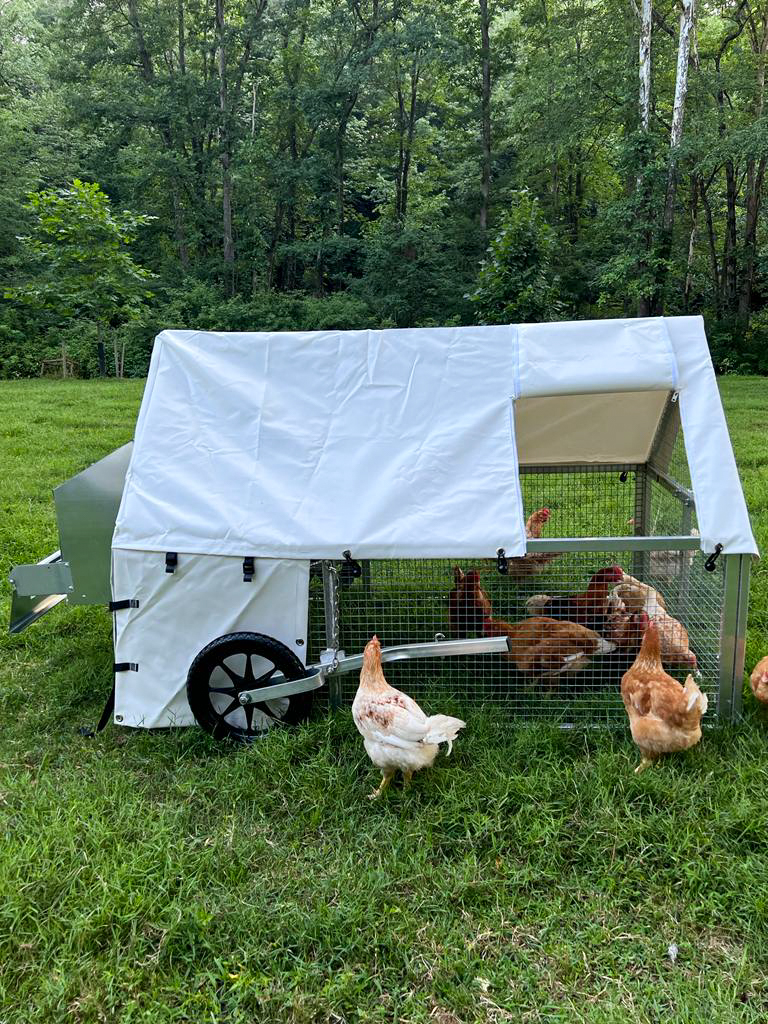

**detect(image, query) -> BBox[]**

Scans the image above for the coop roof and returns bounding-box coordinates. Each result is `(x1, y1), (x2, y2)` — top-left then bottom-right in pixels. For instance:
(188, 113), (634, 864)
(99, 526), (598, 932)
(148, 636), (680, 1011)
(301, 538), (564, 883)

(112, 316), (757, 559)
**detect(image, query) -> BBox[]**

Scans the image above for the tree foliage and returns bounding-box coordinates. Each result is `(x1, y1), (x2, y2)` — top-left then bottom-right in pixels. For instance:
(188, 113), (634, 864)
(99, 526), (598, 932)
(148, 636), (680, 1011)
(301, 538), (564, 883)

(471, 191), (563, 324)
(1, 0), (768, 376)
(5, 180), (154, 374)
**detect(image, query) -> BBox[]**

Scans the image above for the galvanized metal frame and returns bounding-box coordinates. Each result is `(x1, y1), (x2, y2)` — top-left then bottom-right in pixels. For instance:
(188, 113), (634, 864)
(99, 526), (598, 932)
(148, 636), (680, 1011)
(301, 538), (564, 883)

(519, 463), (638, 476)
(10, 554), (74, 598)
(646, 465), (695, 505)
(719, 554), (752, 721)
(526, 535), (700, 552)
(9, 550), (71, 634)
(633, 467), (652, 578)
(237, 637), (510, 705)
(309, 448), (744, 724)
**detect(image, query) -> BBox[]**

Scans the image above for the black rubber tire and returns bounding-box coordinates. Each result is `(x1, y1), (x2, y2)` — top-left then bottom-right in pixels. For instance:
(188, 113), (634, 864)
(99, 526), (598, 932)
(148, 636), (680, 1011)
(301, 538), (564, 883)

(186, 631), (312, 742)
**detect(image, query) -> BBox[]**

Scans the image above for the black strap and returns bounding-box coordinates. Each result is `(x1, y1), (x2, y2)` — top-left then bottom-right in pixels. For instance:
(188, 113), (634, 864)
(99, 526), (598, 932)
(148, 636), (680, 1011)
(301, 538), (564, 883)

(108, 599), (139, 611)
(95, 683), (116, 732)
(114, 662), (139, 672)
(242, 556), (255, 582)
(165, 552), (178, 573)
(80, 680), (117, 737)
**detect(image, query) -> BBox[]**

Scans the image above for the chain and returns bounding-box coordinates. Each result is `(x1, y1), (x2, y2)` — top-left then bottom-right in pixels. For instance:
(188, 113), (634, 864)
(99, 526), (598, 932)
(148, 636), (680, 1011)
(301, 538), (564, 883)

(330, 561), (340, 671)
(320, 560), (341, 674)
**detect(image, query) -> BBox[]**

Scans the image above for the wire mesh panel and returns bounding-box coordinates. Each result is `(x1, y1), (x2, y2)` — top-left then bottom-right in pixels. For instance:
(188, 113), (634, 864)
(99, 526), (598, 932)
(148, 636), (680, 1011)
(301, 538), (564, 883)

(307, 463), (724, 725)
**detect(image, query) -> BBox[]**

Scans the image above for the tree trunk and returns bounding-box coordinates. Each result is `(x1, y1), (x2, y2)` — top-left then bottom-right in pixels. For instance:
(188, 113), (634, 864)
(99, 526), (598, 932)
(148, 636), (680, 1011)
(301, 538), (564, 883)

(635, 0), (653, 317)
(97, 323), (106, 377)
(478, 0), (492, 232)
(216, 0), (236, 291)
(738, 7), (768, 322)
(683, 174), (699, 312)
(651, 0), (695, 314)
(700, 181), (722, 317)
(661, 0), (695, 237)
(178, 0), (186, 74)
(740, 155), (767, 320)
(639, 0), (652, 131)
(723, 157), (738, 311)
(128, 0), (190, 273)
(395, 60), (420, 224)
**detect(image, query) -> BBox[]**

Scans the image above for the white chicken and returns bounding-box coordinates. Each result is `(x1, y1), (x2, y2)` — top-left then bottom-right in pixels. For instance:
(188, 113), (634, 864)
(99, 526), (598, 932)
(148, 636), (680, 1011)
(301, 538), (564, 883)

(352, 636), (466, 798)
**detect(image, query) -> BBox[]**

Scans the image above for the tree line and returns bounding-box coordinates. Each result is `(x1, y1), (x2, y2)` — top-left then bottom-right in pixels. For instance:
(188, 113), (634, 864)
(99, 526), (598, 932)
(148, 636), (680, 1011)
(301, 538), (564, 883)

(1, 0), (767, 377)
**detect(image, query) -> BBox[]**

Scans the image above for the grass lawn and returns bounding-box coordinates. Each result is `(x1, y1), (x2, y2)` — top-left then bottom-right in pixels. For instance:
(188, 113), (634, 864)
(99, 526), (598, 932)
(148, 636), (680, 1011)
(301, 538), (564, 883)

(1, 376), (768, 1024)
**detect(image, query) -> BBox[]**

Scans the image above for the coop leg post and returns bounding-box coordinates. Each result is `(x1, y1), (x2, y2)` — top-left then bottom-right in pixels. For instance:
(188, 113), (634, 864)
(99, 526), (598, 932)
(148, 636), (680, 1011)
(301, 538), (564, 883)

(719, 554), (750, 722)
(321, 561), (343, 710)
(633, 467), (651, 577)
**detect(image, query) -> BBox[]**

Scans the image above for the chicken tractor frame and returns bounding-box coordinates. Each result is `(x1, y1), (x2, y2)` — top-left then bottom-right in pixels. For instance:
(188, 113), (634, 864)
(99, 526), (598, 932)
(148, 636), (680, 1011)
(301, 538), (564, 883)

(9, 318), (755, 738)
(309, 460), (750, 727)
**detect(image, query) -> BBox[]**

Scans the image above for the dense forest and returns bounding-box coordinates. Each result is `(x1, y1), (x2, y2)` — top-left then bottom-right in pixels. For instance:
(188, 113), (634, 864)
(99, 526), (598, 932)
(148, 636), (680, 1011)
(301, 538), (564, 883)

(1, 0), (767, 377)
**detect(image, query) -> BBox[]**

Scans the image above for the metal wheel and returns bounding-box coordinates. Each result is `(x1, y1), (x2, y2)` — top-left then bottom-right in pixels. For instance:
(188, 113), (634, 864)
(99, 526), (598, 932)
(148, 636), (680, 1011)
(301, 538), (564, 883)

(186, 631), (312, 742)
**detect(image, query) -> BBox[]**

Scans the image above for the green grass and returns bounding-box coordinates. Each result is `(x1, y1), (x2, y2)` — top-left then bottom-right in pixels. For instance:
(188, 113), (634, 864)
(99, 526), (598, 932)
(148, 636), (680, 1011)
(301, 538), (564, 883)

(1, 376), (768, 1023)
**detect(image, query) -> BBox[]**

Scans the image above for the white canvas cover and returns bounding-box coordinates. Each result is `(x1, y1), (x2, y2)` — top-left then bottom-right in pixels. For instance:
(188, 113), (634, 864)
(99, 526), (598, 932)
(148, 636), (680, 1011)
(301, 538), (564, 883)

(112, 552), (308, 728)
(113, 315), (756, 563)
(114, 325), (528, 559)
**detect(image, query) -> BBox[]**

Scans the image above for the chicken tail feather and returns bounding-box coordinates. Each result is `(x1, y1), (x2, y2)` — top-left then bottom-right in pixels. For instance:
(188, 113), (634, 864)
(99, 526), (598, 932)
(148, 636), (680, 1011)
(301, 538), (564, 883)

(683, 675), (708, 714)
(423, 714), (466, 755)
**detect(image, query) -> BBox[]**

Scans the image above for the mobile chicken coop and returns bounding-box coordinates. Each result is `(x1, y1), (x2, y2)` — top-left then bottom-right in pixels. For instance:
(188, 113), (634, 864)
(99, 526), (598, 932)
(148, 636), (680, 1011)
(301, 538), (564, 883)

(9, 316), (757, 738)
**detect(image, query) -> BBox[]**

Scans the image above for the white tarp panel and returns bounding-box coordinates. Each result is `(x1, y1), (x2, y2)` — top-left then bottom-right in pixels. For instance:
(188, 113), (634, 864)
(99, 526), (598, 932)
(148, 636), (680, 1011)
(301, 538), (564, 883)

(113, 326), (528, 559)
(112, 552), (309, 728)
(515, 317), (679, 397)
(665, 317), (757, 555)
(112, 316), (756, 561)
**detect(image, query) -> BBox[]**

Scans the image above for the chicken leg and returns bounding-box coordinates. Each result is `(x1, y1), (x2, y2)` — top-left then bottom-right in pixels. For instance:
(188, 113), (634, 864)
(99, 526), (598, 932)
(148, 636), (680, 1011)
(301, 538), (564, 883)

(369, 770), (395, 800)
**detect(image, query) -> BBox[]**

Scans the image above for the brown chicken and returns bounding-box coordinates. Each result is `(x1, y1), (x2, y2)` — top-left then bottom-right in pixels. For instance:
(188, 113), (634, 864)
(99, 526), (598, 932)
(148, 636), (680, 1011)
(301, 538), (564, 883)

(459, 570), (613, 680)
(506, 507), (561, 578)
(606, 608), (646, 655)
(621, 614), (708, 772)
(750, 656), (768, 705)
(611, 575), (696, 672)
(526, 565), (624, 634)
(448, 567), (492, 638)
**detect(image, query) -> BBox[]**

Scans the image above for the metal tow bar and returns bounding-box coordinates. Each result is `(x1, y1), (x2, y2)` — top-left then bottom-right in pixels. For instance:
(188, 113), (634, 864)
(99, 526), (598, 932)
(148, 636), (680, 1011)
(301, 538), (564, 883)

(237, 636), (510, 706)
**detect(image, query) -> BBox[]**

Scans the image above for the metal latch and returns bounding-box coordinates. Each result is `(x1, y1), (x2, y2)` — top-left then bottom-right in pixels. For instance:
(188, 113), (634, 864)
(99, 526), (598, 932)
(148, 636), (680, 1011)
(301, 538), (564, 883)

(496, 548), (508, 575)
(340, 550), (362, 586)
(704, 544), (723, 572)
